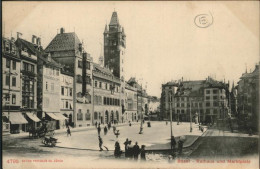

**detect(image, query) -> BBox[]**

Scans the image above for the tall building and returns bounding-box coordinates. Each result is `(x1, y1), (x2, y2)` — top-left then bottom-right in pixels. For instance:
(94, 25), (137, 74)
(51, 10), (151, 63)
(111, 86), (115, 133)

(45, 28), (93, 127)
(237, 64), (259, 131)
(124, 83), (138, 122)
(92, 63), (122, 124)
(15, 35), (40, 132)
(2, 37), (25, 134)
(127, 77), (149, 120)
(161, 77), (229, 124)
(60, 67), (74, 128)
(37, 53), (64, 130)
(103, 11), (126, 80)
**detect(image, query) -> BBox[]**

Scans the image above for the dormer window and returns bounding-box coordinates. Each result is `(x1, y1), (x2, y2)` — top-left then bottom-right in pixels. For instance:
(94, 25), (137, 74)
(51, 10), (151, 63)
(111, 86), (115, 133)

(5, 41), (10, 52)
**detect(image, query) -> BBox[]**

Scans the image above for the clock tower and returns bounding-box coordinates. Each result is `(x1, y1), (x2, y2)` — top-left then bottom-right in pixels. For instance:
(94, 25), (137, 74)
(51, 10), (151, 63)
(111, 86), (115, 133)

(103, 11), (126, 80)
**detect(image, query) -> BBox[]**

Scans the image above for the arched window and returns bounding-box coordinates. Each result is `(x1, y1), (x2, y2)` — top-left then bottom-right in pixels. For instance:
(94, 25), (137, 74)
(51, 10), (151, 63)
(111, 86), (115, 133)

(104, 97), (106, 105)
(94, 112), (98, 120)
(85, 110), (90, 120)
(77, 109), (83, 121)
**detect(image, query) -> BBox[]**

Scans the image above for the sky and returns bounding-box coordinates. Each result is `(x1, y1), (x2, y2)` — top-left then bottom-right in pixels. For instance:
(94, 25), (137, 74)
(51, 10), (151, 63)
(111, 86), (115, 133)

(3, 1), (259, 97)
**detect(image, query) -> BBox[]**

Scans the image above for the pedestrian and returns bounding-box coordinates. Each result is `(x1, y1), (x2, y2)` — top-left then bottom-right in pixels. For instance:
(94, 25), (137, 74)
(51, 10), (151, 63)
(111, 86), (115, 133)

(98, 122), (101, 126)
(133, 142), (140, 160)
(104, 126), (108, 135)
(171, 136), (176, 151)
(166, 121), (168, 125)
(67, 126), (71, 136)
(140, 145), (146, 161)
(114, 141), (122, 158)
(95, 121), (97, 128)
(115, 130), (120, 138)
(129, 121), (132, 127)
(128, 141), (134, 158)
(98, 136), (103, 151)
(178, 139), (183, 154)
(124, 138), (130, 157)
(113, 126), (116, 134)
(97, 125), (101, 135)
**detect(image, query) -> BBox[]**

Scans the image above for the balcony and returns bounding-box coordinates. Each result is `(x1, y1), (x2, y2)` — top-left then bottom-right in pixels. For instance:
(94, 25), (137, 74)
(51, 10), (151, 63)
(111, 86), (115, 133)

(21, 70), (36, 77)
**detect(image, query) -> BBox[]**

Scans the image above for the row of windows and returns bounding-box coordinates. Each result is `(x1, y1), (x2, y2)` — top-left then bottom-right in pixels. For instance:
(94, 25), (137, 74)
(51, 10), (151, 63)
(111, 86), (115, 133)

(61, 87), (73, 96)
(77, 109), (91, 121)
(5, 75), (17, 87)
(3, 94), (16, 105)
(5, 59), (17, 70)
(104, 97), (120, 106)
(94, 80), (119, 92)
(61, 100), (73, 109)
(206, 89), (220, 94)
(176, 102), (203, 107)
(44, 67), (59, 76)
(23, 62), (35, 73)
(45, 82), (55, 92)
(175, 109), (219, 114)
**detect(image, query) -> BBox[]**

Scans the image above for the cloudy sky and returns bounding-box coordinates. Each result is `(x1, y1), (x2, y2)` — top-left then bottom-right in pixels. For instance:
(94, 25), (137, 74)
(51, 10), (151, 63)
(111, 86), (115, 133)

(3, 1), (259, 97)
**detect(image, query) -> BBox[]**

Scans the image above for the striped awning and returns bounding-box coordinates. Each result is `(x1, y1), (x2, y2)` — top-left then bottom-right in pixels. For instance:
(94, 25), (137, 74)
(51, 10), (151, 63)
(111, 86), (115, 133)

(26, 112), (41, 122)
(54, 113), (68, 120)
(46, 112), (60, 120)
(9, 112), (28, 124)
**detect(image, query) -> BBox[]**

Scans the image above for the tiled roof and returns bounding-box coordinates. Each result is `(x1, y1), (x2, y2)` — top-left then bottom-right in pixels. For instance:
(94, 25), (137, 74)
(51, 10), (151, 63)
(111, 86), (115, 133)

(39, 53), (62, 68)
(45, 32), (81, 52)
(16, 38), (40, 55)
(93, 63), (114, 76)
(109, 12), (120, 26)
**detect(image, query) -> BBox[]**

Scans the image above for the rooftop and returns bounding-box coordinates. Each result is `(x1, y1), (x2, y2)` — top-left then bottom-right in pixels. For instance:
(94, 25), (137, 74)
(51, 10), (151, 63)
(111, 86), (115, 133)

(45, 32), (81, 52)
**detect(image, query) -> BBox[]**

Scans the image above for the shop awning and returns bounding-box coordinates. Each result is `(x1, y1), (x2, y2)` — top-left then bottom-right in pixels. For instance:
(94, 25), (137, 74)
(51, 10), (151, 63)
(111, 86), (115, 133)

(54, 113), (68, 120)
(9, 112), (28, 124)
(46, 112), (60, 120)
(26, 112), (41, 122)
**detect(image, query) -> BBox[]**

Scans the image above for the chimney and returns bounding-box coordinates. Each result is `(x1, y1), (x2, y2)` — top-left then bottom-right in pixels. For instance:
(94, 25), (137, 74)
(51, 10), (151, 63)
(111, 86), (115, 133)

(79, 43), (82, 52)
(17, 32), (23, 39)
(32, 35), (37, 44)
(60, 27), (65, 34)
(36, 37), (41, 46)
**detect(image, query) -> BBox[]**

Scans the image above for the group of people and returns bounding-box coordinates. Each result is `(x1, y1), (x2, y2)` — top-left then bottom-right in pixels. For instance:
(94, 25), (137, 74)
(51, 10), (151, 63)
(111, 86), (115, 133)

(171, 136), (184, 155)
(123, 138), (146, 160)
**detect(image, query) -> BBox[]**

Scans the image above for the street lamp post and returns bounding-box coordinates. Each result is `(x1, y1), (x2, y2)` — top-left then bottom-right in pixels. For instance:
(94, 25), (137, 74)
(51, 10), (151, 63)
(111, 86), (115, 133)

(189, 98), (192, 132)
(139, 83), (143, 134)
(169, 91), (173, 143)
(198, 100), (200, 125)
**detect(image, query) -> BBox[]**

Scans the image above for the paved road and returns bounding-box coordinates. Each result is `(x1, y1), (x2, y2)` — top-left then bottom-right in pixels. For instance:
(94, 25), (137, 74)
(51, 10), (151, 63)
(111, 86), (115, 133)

(184, 127), (258, 159)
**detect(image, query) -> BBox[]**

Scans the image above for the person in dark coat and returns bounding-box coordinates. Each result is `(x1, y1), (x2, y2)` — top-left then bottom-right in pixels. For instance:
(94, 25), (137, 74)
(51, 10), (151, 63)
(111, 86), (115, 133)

(171, 136), (176, 151)
(114, 141), (122, 158)
(178, 140), (184, 154)
(124, 138), (130, 157)
(133, 142), (140, 160)
(67, 126), (71, 136)
(140, 145), (146, 161)
(108, 122), (111, 130)
(98, 136), (103, 151)
(104, 126), (108, 135)
(97, 125), (101, 135)
(95, 121), (97, 128)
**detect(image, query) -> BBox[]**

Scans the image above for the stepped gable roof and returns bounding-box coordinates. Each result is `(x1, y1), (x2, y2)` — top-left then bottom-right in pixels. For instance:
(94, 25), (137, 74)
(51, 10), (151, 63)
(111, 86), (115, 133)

(93, 63), (113, 76)
(109, 11), (120, 26)
(45, 32), (81, 52)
